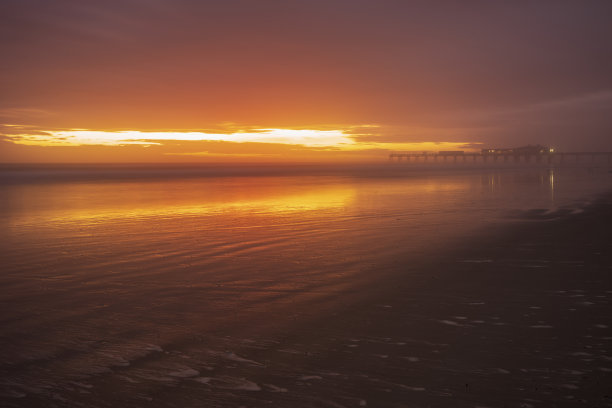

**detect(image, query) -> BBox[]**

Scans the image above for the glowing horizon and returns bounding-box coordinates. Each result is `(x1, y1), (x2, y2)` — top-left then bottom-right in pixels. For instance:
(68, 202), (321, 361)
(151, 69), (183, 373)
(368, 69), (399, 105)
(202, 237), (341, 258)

(3, 126), (476, 156)
(10, 128), (354, 147)
(1, 1), (611, 164)
(0, 124), (479, 162)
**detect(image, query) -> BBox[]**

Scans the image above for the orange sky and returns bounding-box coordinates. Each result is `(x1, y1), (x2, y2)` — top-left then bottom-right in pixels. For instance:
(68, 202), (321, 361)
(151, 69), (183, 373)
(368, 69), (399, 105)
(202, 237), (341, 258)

(1, 1), (611, 162)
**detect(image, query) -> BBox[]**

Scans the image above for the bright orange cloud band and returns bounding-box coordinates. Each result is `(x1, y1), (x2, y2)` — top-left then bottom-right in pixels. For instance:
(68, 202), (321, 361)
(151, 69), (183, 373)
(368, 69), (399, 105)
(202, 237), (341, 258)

(5, 127), (474, 154)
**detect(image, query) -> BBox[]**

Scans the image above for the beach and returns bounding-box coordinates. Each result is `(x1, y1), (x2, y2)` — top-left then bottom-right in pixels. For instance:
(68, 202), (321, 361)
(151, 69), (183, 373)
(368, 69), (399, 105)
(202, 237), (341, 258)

(266, 191), (612, 408)
(3, 1), (612, 406)
(1, 166), (611, 407)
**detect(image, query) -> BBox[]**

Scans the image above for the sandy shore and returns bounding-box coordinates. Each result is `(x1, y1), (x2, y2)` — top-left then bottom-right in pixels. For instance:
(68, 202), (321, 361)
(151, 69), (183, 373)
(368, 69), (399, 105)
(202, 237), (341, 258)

(282, 191), (612, 408)
(160, 192), (612, 408)
(312, 191), (612, 408)
(3, 191), (612, 407)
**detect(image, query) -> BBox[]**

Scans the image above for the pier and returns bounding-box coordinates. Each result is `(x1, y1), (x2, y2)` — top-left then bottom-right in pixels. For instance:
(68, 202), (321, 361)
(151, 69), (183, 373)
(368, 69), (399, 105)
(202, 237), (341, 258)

(389, 147), (612, 166)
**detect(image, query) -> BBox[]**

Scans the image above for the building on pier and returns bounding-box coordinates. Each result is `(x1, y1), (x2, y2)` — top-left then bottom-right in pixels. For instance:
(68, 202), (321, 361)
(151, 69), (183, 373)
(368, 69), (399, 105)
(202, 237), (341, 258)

(482, 145), (554, 155)
(389, 145), (611, 166)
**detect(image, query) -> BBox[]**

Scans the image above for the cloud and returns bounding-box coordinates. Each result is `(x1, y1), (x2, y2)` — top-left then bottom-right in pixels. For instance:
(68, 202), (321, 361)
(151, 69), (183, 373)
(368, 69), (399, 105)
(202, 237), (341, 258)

(481, 90), (612, 119)
(165, 151), (278, 158)
(0, 123), (478, 163)
(0, 108), (53, 119)
(2, 128), (356, 147)
(2, 1), (611, 153)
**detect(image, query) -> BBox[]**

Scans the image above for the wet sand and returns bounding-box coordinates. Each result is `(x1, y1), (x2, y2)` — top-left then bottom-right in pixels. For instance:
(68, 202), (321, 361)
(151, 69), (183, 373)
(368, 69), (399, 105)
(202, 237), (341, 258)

(264, 191), (612, 408)
(167, 192), (612, 408)
(2, 189), (612, 407)
(134, 192), (611, 407)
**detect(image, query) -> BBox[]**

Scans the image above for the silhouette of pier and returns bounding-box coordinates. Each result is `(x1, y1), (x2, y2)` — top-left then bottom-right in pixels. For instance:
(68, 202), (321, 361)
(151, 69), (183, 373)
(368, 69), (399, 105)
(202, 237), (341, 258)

(389, 146), (612, 166)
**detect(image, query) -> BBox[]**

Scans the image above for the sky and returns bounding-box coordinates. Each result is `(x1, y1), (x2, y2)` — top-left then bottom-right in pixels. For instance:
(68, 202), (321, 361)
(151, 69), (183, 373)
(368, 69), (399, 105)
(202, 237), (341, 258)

(1, 0), (611, 163)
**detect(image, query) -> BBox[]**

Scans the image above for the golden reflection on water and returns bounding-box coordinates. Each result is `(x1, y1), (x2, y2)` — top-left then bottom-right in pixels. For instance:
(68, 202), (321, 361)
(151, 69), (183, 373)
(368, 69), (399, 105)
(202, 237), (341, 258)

(549, 169), (555, 202)
(54, 187), (357, 223)
(3, 175), (479, 230)
(4, 178), (357, 226)
(2, 169), (578, 233)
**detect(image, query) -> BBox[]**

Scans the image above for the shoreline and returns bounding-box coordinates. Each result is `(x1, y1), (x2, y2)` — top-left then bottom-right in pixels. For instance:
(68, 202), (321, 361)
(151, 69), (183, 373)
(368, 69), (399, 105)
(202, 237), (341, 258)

(2, 190), (612, 407)
(1, 162), (609, 185)
(276, 191), (612, 407)
(167, 191), (612, 407)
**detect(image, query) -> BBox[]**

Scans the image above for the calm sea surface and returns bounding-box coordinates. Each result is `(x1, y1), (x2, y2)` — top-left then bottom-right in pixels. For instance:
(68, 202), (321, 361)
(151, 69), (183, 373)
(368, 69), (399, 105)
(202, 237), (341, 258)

(0, 164), (610, 406)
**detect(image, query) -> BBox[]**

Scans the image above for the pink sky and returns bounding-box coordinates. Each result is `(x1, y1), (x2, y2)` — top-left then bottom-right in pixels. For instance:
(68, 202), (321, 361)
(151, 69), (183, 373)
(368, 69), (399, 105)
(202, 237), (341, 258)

(1, 1), (611, 162)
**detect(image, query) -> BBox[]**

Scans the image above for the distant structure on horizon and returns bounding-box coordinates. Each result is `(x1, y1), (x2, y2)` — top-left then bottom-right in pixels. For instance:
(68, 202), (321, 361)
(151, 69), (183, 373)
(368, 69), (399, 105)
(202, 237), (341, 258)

(481, 144), (554, 155)
(389, 144), (612, 166)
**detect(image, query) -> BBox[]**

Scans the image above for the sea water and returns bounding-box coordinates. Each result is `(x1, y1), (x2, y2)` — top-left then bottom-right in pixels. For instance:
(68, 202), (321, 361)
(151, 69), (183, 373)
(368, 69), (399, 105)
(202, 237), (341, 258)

(0, 164), (610, 406)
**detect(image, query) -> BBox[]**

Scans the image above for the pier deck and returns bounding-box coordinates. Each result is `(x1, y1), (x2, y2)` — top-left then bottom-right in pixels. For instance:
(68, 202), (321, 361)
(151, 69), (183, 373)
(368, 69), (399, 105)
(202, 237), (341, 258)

(389, 152), (612, 165)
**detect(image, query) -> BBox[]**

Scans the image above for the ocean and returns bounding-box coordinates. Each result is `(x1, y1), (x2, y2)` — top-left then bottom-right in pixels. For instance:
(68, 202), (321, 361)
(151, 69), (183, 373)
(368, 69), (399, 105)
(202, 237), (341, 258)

(1, 164), (611, 407)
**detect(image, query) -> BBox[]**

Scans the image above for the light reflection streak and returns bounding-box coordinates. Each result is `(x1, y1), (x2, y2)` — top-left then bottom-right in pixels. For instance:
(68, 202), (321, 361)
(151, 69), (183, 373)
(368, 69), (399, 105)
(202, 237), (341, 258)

(6, 186), (356, 227)
(4, 176), (475, 230)
(549, 168), (555, 202)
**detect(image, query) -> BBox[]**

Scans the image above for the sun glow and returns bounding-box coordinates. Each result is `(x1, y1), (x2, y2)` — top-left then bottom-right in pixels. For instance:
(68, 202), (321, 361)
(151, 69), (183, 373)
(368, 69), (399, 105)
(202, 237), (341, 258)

(10, 128), (356, 147)
(1, 124), (477, 162)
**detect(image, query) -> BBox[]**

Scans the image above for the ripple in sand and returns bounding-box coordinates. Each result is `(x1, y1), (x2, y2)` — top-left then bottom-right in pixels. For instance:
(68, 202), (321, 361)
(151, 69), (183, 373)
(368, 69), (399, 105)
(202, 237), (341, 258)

(194, 376), (261, 391)
(263, 383), (288, 392)
(439, 320), (462, 326)
(169, 368), (199, 378)
(209, 351), (263, 366)
(299, 375), (322, 381)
